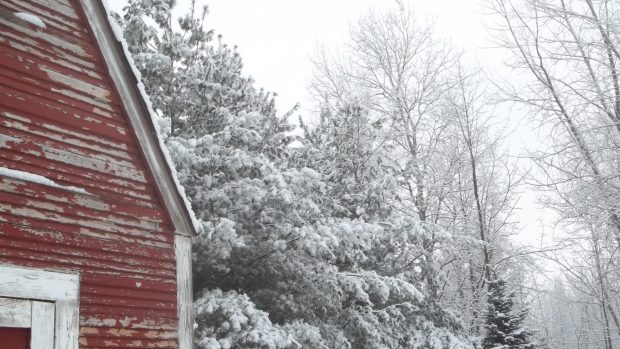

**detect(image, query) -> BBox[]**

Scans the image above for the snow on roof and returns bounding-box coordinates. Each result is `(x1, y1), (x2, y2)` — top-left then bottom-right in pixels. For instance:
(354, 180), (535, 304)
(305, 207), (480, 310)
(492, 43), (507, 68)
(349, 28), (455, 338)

(100, 0), (200, 234)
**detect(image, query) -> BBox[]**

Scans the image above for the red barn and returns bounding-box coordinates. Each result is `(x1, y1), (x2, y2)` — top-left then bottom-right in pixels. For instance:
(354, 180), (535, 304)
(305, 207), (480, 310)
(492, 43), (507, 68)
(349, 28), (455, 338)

(0, 1), (195, 348)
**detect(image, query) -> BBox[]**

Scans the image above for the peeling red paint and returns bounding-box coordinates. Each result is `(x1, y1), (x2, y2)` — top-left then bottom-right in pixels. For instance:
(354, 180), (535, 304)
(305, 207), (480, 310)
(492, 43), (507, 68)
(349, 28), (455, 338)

(0, 0), (181, 347)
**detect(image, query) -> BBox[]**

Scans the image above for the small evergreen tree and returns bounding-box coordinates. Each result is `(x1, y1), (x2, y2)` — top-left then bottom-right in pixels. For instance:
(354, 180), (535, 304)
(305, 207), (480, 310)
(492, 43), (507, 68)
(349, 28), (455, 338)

(483, 272), (535, 349)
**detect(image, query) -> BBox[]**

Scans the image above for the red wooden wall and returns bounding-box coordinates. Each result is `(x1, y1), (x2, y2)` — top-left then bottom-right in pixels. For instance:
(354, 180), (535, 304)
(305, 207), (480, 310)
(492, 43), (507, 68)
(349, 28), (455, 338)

(0, 0), (180, 347)
(0, 328), (31, 349)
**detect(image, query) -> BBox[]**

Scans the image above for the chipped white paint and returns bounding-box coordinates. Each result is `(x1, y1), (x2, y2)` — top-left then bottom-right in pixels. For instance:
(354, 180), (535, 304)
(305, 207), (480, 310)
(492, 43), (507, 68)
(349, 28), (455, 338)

(81, 317), (117, 327)
(175, 234), (193, 349)
(50, 87), (113, 114)
(43, 67), (111, 101)
(2, 115), (130, 159)
(14, 12), (46, 29)
(0, 298), (31, 328)
(47, 119), (126, 148)
(0, 165), (151, 200)
(0, 204), (165, 241)
(0, 255), (165, 279)
(2, 121), (135, 167)
(18, 191), (162, 232)
(48, 0), (76, 8)
(50, 87), (113, 113)
(0, 265), (79, 349)
(76, 227), (171, 248)
(7, 40), (102, 79)
(0, 132), (19, 148)
(83, 116), (102, 124)
(3, 31), (96, 70)
(55, 300), (79, 349)
(0, 131), (148, 189)
(2, 112), (32, 124)
(25, 138), (146, 182)
(108, 177), (149, 191)
(1, 30), (41, 48)
(2, 112), (130, 152)
(9, 0), (79, 22)
(0, 264), (79, 301)
(25, 198), (64, 212)
(73, 195), (111, 211)
(82, 316), (179, 331)
(0, 166), (88, 194)
(31, 301), (55, 349)
(0, 17), (85, 56)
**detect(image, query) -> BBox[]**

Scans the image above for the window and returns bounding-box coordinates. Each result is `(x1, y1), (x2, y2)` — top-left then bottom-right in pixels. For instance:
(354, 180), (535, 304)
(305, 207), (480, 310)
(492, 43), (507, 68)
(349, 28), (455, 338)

(0, 298), (54, 349)
(0, 265), (79, 349)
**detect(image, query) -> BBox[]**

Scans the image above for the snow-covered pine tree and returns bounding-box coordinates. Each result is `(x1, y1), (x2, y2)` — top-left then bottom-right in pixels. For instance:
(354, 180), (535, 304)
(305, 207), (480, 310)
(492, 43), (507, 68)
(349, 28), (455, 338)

(117, 2), (326, 348)
(295, 102), (474, 347)
(117, 1), (477, 347)
(483, 272), (535, 349)
(298, 102), (392, 221)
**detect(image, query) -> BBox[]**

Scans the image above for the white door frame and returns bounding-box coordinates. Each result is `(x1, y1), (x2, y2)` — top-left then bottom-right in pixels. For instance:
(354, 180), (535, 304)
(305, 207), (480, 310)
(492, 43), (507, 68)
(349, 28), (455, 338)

(0, 264), (79, 349)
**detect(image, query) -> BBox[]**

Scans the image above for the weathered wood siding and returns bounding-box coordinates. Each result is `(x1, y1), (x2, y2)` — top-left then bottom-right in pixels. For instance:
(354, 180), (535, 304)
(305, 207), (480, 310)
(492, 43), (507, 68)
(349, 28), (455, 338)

(0, 0), (180, 347)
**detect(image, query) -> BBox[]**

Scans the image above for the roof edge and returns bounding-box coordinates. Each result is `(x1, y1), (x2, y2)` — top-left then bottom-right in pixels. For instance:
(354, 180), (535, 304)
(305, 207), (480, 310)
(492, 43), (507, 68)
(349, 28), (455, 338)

(79, 0), (198, 237)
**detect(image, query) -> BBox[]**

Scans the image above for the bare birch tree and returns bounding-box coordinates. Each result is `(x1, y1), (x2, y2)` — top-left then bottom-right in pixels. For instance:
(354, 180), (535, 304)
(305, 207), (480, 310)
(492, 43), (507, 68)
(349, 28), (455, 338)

(439, 63), (525, 334)
(311, 1), (524, 336)
(491, 0), (620, 346)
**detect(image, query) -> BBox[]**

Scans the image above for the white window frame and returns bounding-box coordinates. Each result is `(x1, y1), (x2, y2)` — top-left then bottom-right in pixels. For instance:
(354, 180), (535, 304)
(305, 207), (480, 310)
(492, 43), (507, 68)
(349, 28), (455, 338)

(0, 264), (79, 349)
(0, 298), (54, 349)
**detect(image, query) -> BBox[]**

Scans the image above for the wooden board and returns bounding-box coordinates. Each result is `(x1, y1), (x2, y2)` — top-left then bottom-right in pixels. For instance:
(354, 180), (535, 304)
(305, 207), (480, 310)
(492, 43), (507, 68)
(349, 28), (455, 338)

(0, 298), (31, 328)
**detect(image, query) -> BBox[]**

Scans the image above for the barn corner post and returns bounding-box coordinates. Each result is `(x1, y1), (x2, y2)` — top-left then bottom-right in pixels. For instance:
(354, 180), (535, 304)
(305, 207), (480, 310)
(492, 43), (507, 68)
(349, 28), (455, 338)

(175, 232), (193, 348)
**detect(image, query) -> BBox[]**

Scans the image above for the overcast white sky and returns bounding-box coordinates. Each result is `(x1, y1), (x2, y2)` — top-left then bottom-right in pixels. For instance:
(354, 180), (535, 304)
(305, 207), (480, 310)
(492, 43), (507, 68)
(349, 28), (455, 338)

(107, 0), (496, 113)
(106, 0), (551, 248)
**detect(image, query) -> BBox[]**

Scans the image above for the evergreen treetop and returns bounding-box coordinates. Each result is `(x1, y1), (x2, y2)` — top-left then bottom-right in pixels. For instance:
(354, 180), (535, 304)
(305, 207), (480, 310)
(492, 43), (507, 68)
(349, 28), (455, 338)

(483, 272), (535, 349)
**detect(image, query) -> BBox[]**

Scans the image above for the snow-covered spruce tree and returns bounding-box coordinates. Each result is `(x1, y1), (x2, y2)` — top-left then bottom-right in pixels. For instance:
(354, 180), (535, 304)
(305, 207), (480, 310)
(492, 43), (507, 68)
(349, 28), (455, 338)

(310, 2), (528, 338)
(118, 1), (475, 347)
(295, 102), (474, 347)
(483, 272), (535, 349)
(298, 103), (392, 221)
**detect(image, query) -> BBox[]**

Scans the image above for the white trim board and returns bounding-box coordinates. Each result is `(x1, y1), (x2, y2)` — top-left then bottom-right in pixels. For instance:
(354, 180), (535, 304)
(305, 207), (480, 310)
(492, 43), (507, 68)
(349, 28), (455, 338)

(0, 298), (31, 328)
(0, 264), (79, 349)
(175, 234), (193, 349)
(0, 265), (78, 301)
